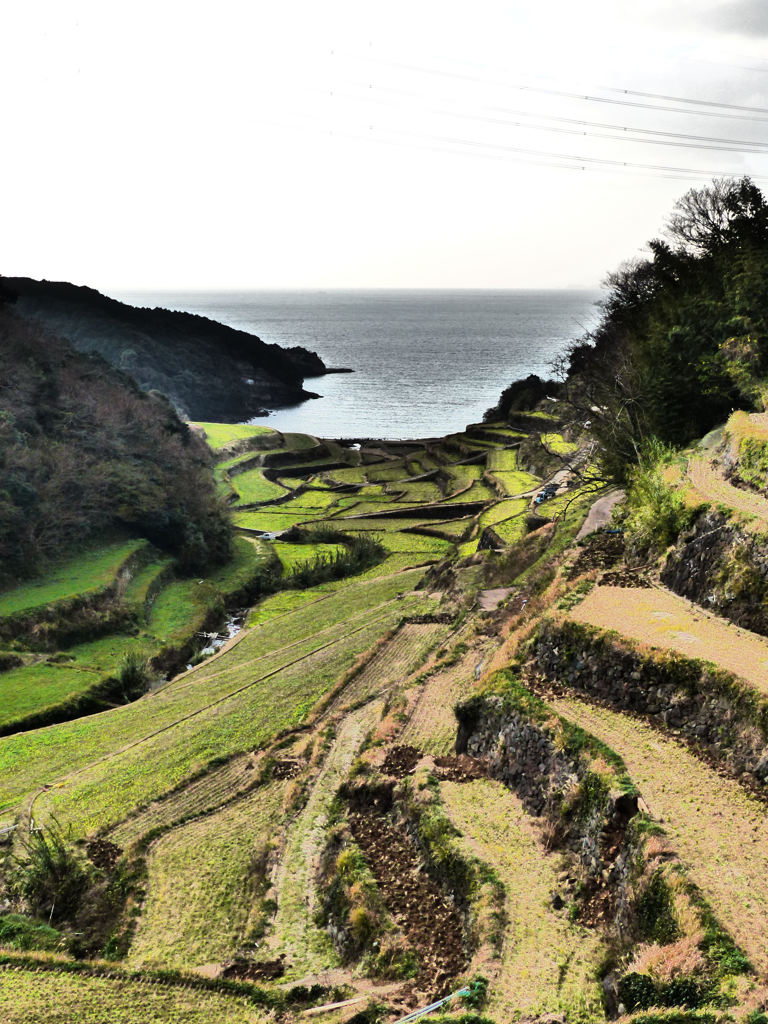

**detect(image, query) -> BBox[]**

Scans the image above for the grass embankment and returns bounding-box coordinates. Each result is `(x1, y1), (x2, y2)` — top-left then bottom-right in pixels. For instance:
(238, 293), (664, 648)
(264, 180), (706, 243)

(442, 778), (605, 1023)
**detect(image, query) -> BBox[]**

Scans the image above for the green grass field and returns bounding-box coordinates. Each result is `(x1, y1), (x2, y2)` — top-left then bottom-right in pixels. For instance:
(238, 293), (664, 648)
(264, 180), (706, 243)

(193, 421), (276, 450)
(0, 967), (270, 1023)
(230, 467), (288, 505)
(0, 539), (148, 621)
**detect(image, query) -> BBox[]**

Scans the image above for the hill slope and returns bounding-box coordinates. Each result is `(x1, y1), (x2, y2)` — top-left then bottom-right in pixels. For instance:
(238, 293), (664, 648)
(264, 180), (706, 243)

(2, 277), (328, 421)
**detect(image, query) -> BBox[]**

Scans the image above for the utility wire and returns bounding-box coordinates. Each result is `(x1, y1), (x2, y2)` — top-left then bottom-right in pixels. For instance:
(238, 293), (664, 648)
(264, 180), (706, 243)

(345, 82), (768, 151)
(350, 56), (768, 124)
(340, 88), (768, 155)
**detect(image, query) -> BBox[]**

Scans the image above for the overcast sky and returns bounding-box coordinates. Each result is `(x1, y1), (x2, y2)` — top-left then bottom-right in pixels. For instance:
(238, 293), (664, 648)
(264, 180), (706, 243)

(3, 1), (768, 290)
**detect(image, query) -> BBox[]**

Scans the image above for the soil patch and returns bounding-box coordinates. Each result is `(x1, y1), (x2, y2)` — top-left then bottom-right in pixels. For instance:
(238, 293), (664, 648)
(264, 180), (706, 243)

(477, 587), (513, 611)
(432, 754), (486, 783)
(346, 803), (466, 999)
(86, 837), (123, 871)
(567, 532), (625, 578)
(222, 956), (285, 981)
(381, 745), (423, 778)
(271, 758), (303, 779)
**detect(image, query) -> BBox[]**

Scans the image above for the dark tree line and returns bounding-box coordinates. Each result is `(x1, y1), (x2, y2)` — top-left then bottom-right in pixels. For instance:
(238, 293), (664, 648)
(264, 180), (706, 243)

(0, 304), (233, 587)
(556, 176), (768, 480)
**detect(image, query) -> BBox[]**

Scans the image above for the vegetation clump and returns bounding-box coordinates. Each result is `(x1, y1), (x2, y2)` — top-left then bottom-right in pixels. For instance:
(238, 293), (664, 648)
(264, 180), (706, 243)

(0, 305), (233, 586)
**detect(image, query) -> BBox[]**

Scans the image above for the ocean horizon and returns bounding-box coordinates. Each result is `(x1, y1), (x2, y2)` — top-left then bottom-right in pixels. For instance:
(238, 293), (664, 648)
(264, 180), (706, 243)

(113, 288), (602, 439)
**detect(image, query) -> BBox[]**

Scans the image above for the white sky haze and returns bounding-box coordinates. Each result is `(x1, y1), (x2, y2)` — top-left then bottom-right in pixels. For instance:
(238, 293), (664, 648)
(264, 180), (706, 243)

(3, 1), (768, 290)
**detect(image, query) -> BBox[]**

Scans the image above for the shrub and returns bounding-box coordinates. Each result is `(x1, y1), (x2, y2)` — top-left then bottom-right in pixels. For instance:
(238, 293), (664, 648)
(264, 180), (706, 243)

(623, 438), (695, 556)
(11, 820), (91, 924)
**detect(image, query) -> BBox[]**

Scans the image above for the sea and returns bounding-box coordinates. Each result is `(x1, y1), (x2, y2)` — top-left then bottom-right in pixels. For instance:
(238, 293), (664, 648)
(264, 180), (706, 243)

(114, 290), (601, 440)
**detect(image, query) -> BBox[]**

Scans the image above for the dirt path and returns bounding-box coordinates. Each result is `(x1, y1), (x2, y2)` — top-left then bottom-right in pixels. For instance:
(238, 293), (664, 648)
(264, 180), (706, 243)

(440, 779), (605, 1022)
(687, 457), (768, 526)
(570, 585), (768, 696)
(477, 588), (513, 611)
(268, 700), (384, 980)
(575, 488), (625, 540)
(549, 696), (768, 974)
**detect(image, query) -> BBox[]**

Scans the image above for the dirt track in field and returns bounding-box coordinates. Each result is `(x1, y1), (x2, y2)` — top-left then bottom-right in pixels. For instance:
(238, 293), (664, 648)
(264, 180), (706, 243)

(570, 585), (768, 695)
(550, 696), (768, 975)
(687, 457), (768, 526)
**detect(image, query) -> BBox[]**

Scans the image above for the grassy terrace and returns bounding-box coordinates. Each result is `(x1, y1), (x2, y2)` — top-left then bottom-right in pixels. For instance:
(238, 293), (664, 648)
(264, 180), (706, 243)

(2, 569), (433, 832)
(0, 538), (148, 620)
(129, 777), (293, 969)
(443, 778), (605, 1023)
(230, 466), (288, 504)
(0, 968), (269, 1024)
(0, 537), (272, 737)
(192, 421), (276, 450)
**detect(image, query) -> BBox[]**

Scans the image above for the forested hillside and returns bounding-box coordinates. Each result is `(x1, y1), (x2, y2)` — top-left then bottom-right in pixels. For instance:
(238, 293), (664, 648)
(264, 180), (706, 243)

(0, 301), (232, 586)
(2, 277), (327, 421)
(559, 176), (768, 478)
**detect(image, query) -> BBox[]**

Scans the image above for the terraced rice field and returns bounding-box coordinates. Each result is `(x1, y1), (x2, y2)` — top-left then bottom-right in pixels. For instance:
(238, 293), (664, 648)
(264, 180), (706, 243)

(108, 751), (261, 847)
(687, 457), (768, 526)
(193, 421), (276, 450)
(230, 467), (288, 504)
(0, 658), (123, 731)
(129, 777), (293, 969)
(329, 622), (449, 711)
(490, 470), (541, 496)
(1, 572), (434, 829)
(268, 701), (385, 980)
(569, 585), (768, 695)
(0, 968), (269, 1023)
(549, 696), (768, 973)
(399, 651), (480, 755)
(233, 510), (320, 532)
(0, 539), (148, 620)
(441, 779), (605, 1022)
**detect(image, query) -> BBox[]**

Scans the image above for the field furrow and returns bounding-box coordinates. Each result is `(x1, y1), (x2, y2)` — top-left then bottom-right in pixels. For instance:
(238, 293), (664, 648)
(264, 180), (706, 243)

(129, 778), (292, 970)
(107, 752), (260, 848)
(441, 779), (605, 1022)
(268, 700), (385, 980)
(399, 652), (480, 755)
(549, 696), (768, 973)
(687, 457), (768, 525)
(328, 622), (448, 712)
(0, 968), (268, 1023)
(569, 585), (768, 695)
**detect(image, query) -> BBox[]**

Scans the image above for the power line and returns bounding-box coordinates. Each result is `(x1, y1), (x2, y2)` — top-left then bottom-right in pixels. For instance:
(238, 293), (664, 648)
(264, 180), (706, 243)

(341, 86), (768, 156)
(352, 56), (768, 124)
(350, 82), (768, 150)
(364, 121), (768, 182)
